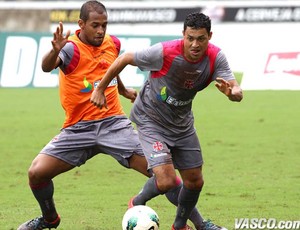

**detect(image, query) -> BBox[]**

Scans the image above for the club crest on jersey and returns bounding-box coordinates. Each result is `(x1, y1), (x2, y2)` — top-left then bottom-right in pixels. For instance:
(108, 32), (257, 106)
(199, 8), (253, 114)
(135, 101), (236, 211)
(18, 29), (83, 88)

(50, 135), (59, 143)
(152, 141), (163, 152)
(184, 79), (195, 89)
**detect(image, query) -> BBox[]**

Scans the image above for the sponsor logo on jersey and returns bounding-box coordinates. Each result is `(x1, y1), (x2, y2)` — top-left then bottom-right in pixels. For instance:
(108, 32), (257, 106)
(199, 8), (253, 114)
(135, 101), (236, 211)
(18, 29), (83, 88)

(157, 86), (192, 106)
(94, 77), (118, 89)
(80, 77), (93, 93)
(150, 152), (168, 159)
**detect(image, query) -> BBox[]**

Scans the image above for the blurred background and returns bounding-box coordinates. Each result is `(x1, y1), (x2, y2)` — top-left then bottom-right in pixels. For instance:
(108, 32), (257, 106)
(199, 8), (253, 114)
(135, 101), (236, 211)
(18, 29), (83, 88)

(0, 0), (300, 88)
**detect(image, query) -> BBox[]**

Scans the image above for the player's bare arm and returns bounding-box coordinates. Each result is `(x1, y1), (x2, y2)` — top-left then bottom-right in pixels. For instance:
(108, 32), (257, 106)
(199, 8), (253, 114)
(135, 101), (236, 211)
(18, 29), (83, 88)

(117, 75), (137, 103)
(91, 52), (136, 108)
(42, 22), (70, 72)
(215, 77), (243, 102)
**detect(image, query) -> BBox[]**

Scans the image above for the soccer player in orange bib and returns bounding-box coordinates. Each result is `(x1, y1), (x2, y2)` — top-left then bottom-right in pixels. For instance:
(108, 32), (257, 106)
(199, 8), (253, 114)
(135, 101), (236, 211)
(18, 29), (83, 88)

(17, 1), (206, 230)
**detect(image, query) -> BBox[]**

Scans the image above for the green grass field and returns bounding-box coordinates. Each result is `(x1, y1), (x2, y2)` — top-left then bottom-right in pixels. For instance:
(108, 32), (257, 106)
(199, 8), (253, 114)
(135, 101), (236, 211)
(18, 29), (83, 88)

(1, 75), (299, 230)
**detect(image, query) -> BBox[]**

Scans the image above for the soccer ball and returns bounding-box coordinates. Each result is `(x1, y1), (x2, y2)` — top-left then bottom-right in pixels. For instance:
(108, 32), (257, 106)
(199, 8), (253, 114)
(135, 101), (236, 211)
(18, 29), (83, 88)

(122, 205), (159, 230)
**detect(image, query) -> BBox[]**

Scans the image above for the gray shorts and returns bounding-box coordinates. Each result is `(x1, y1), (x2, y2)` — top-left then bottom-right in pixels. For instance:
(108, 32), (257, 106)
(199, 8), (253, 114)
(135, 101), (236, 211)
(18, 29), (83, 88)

(40, 115), (143, 167)
(136, 122), (203, 170)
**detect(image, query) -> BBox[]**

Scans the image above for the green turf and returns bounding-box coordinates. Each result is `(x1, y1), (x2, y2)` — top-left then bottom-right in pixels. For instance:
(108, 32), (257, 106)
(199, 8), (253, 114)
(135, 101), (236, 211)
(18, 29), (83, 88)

(1, 75), (299, 229)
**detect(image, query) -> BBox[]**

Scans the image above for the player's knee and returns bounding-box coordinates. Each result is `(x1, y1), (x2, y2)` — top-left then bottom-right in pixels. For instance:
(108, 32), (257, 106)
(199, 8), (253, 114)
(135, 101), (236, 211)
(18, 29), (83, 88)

(28, 162), (43, 184)
(185, 176), (204, 190)
(28, 166), (37, 183)
(197, 177), (204, 189)
(156, 175), (178, 193)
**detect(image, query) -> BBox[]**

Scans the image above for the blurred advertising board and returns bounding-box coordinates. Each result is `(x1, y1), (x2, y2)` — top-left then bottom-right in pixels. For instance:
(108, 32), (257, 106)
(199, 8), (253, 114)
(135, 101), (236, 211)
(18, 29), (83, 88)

(0, 32), (178, 88)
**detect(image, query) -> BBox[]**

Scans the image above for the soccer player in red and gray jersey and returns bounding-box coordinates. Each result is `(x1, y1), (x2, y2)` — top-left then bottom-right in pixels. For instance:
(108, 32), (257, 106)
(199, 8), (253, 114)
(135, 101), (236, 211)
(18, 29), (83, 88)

(17, 2), (208, 230)
(92, 12), (243, 230)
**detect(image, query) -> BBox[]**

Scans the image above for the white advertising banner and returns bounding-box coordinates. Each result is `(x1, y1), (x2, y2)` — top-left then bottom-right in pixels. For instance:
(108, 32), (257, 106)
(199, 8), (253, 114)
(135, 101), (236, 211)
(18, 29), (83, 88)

(235, 24), (300, 90)
(1, 24), (300, 89)
(241, 51), (300, 90)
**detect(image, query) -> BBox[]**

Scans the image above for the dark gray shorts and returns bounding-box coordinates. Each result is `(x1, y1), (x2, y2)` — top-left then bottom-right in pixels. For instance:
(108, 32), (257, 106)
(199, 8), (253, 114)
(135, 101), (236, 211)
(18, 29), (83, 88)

(40, 115), (143, 167)
(136, 121), (203, 170)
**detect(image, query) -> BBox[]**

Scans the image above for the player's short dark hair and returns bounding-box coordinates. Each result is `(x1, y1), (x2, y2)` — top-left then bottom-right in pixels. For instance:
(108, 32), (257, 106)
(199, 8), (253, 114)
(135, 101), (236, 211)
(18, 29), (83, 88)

(184, 12), (211, 34)
(80, 0), (107, 22)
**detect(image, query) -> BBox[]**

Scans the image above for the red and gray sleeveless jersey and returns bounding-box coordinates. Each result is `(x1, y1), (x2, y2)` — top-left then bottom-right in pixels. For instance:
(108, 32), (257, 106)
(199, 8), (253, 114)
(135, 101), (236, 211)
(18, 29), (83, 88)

(130, 39), (235, 134)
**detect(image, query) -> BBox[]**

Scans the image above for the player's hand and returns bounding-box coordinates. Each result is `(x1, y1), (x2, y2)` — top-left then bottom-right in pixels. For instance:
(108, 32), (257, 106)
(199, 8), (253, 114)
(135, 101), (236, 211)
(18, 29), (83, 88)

(215, 77), (243, 101)
(122, 88), (137, 103)
(215, 77), (232, 97)
(51, 22), (70, 53)
(90, 88), (108, 109)
(229, 86), (243, 101)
